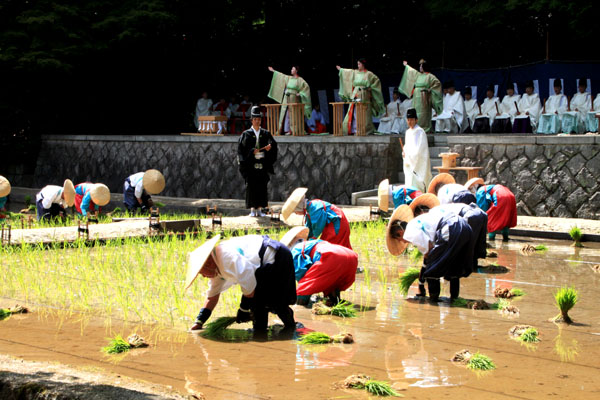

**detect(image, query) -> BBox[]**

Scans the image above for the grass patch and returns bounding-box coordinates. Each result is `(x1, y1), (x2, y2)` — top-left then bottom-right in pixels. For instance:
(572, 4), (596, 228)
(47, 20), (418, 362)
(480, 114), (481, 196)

(398, 267), (420, 296)
(466, 352), (496, 371)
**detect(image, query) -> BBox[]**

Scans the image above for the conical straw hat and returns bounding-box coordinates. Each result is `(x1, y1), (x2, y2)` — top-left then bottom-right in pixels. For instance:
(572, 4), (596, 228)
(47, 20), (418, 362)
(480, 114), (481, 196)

(378, 179), (390, 212)
(386, 205), (414, 256)
(90, 183), (110, 206)
(409, 193), (440, 213)
(427, 173), (455, 194)
(280, 226), (309, 248)
(62, 179), (75, 207)
(185, 234), (221, 290)
(282, 187), (308, 221)
(143, 169), (165, 195)
(0, 175), (11, 197)
(464, 177), (484, 191)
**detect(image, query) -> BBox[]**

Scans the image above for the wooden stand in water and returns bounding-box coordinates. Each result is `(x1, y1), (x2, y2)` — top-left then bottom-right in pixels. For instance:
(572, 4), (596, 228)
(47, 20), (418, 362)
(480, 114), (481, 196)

(330, 102), (367, 136)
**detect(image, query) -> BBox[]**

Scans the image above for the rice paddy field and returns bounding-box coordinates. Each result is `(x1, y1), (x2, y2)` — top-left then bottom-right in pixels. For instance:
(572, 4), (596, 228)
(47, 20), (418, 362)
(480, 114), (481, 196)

(1, 218), (600, 399)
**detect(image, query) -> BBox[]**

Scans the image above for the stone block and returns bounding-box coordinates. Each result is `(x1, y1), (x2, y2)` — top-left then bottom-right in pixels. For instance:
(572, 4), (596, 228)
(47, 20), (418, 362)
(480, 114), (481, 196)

(587, 154), (600, 178)
(543, 145), (559, 160)
(516, 200), (532, 216)
(464, 145), (477, 159)
(575, 191), (600, 219)
(565, 187), (587, 214)
(545, 187), (565, 210)
(533, 202), (549, 217)
(452, 144), (465, 156)
(539, 167), (559, 192)
(510, 155), (530, 175)
(492, 144), (506, 159)
(551, 204), (571, 218)
(557, 169), (576, 193)
(530, 155), (547, 177)
(524, 144), (543, 160)
(496, 156), (510, 173)
(581, 145), (600, 161)
(566, 153), (586, 177)
(478, 144), (493, 160)
(523, 184), (549, 209)
(506, 145), (525, 160)
(551, 152), (569, 171)
(515, 169), (536, 190)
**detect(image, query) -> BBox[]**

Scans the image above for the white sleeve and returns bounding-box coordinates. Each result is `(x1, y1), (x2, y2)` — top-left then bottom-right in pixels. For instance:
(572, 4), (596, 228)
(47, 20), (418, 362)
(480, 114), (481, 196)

(219, 249), (258, 296)
(403, 219), (431, 255)
(134, 179), (144, 199)
(206, 277), (229, 298)
(42, 192), (55, 209)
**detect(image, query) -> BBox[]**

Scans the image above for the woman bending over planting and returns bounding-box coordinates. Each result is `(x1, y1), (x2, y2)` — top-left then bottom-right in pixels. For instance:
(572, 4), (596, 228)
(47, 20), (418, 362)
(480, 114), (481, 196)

(386, 204), (474, 301)
(282, 187), (352, 249)
(466, 178), (517, 241)
(186, 233), (297, 333)
(74, 182), (110, 217)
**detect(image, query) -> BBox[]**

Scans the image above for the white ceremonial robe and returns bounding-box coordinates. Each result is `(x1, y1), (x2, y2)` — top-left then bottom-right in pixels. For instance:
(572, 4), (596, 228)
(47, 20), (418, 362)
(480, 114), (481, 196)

(435, 91), (467, 133)
(194, 98), (213, 130)
(378, 100), (402, 134)
(36, 185), (65, 209)
(538, 94), (567, 134)
(586, 94), (600, 132)
(515, 93), (542, 132)
(498, 94), (521, 123)
(403, 124), (432, 193)
(563, 92), (591, 134)
(464, 99), (479, 130)
(479, 97), (500, 126)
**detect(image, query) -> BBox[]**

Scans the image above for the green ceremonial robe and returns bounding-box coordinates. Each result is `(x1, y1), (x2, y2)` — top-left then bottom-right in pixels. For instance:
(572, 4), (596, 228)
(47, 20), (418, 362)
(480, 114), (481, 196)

(268, 70), (311, 134)
(398, 65), (443, 133)
(338, 68), (385, 135)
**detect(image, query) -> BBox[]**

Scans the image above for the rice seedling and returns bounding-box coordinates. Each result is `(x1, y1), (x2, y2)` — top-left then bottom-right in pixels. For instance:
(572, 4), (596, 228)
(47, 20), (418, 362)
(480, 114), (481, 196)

(330, 300), (357, 318)
(0, 309), (11, 320)
(451, 297), (468, 307)
(398, 267), (420, 296)
(534, 244), (548, 251)
(510, 288), (525, 297)
(338, 374), (401, 397)
(466, 352), (496, 371)
(569, 226), (583, 247)
(519, 327), (540, 343)
(298, 332), (333, 344)
(200, 316), (238, 338)
(552, 286), (578, 324)
(102, 335), (131, 354)
(408, 247), (422, 263)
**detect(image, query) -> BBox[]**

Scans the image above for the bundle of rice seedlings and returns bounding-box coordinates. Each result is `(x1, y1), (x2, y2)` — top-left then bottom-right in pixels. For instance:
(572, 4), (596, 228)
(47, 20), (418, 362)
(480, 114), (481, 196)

(102, 335), (131, 354)
(466, 352), (496, 371)
(510, 288), (525, 297)
(534, 244), (548, 251)
(154, 201), (166, 208)
(398, 267), (420, 296)
(467, 300), (490, 310)
(338, 374), (401, 397)
(494, 287), (512, 298)
(7, 304), (29, 314)
(127, 333), (149, 348)
(569, 226), (583, 247)
(200, 316), (238, 338)
(312, 302), (332, 315)
(451, 298), (468, 307)
(553, 286), (578, 324)
(491, 298), (513, 312)
(330, 301), (357, 318)
(331, 333), (354, 344)
(519, 327), (540, 343)
(520, 244), (536, 254)
(298, 332), (332, 344)
(0, 309), (11, 320)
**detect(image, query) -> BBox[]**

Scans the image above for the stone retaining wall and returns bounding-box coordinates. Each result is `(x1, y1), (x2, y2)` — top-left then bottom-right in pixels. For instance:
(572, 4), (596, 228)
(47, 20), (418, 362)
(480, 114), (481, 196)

(32, 135), (402, 205)
(449, 135), (600, 219)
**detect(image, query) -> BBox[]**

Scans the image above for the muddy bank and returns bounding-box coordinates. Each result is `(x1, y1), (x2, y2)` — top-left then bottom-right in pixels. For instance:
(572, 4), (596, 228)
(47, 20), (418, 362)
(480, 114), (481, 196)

(0, 355), (191, 400)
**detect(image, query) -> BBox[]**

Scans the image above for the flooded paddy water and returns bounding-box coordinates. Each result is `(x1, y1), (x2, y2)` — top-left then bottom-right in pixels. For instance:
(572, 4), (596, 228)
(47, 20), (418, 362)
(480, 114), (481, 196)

(1, 221), (600, 399)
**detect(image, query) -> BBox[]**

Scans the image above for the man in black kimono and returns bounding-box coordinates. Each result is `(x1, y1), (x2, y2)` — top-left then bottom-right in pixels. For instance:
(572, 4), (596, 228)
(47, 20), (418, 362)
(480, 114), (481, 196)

(238, 106), (278, 217)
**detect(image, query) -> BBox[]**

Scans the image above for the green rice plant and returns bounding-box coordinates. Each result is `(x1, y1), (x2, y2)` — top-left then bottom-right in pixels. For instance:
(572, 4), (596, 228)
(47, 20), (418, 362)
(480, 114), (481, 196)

(154, 201), (166, 208)
(362, 380), (402, 397)
(24, 195), (32, 206)
(408, 247), (422, 263)
(200, 316), (237, 338)
(398, 267), (420, 296)
(569, 226), (583, 247)
(102, 335), (131, 354)
(553, 286), (578, 324)
(534, 244), (548, 251)
(510, 288), (525, 297)
(491, 298), (511, 310)
(330, 300), (357, 318)
(519, 327), (540, 343)
(466, 352), (496, 371)
(298, 332), (332, 344)
(0, 308), (11, 320)
(451, 297), (468, 307)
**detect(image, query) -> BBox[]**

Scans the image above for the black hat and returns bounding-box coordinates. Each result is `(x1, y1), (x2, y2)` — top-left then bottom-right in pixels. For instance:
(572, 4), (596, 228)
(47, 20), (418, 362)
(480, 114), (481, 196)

(486, 85), (494, 93)
(578, 78), (588, 87)
(250, 105), (262, 118)
(464, 87), (472, 95)
(506, 82), (514, 90)
(443, 80), (455, 89)
(407, 108), (418, 119)
(525, 80), (534, 89)
(553, 79), (562, 88)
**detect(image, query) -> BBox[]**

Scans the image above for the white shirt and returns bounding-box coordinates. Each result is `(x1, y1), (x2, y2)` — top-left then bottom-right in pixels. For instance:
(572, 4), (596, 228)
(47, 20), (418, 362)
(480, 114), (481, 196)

(516, 93), (541, 123)
(127, 172), (145, 199)
(207, 235), (276, 297)
(195, 98), (213, 117)
(570, 92), (591, 114)
(403, 211), (447, 255)
(544, 94), (567, 114)
(499, 94), (521, 119)
(438, 183), (468, 205)
(464, 98), (478, 127)
(480, 97), (499, 120)
(36, 185), (64, 209)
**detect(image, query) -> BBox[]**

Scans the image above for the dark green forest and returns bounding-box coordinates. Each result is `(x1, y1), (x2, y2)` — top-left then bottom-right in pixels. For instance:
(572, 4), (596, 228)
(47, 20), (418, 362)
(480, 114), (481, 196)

(0, 0), (595, 138)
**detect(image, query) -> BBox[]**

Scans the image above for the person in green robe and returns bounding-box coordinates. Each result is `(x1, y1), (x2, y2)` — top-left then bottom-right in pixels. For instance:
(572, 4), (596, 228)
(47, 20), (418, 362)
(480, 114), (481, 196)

(399, 59), (443, 133)
(336, 58), (385, 135)
(267, 66), (312, 135)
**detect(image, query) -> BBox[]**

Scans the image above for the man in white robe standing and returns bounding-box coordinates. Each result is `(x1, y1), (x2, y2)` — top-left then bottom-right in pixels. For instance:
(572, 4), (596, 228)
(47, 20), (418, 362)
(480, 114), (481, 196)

(378, 90), (403, 134)
(435, 81), (467, 133)
(538, 79), (567, 134)
(562, 79), (592, 134)
(492, 83), (520, 133)
(514, 81), (542, 133)
(474, 85), (498, 133)
(402, 108), (431, 193)
(194, 91), (213, 131)
(463, 87), (478, 132)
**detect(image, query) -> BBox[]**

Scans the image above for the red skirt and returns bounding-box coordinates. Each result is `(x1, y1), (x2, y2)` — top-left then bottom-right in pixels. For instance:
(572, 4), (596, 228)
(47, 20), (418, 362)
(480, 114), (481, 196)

(487, 185), (517, 233)
(73, 193), (98, 215)
(297, 242), (358, 296)
(320, 204), (352, 249)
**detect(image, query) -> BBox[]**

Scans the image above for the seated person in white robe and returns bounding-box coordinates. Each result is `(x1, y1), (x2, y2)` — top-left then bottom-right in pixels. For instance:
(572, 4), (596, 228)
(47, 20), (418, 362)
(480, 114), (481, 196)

(538, 79), (567, 134)
(474, 85), (498, 133)
(513, 80), (542, 133)
(378, 90), (404, 134)
(585, 93), (600, 133)
(463, 87), (478, 132)
(492, 83), (520, 133)
(435, 81), (467, 133)
(562, 79), (592, 134)
(194, 91), (213, 130)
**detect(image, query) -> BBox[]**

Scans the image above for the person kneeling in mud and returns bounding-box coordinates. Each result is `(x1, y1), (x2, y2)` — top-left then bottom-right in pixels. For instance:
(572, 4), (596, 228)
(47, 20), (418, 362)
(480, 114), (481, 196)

(284, 227), (359, 306)
(187, 234), (297, 333)
(386, 204), (473, 301)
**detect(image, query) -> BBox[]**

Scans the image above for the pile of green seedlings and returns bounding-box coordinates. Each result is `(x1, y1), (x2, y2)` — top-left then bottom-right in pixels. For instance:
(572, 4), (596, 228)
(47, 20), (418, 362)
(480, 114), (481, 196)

(102, 333), (149, 354)
(336, 374), (401, 397)
(552, 286), (578, 324)
(452, 350), (496, 371)
(312, 300), (357, 317)
(298, 331), (354, 344)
